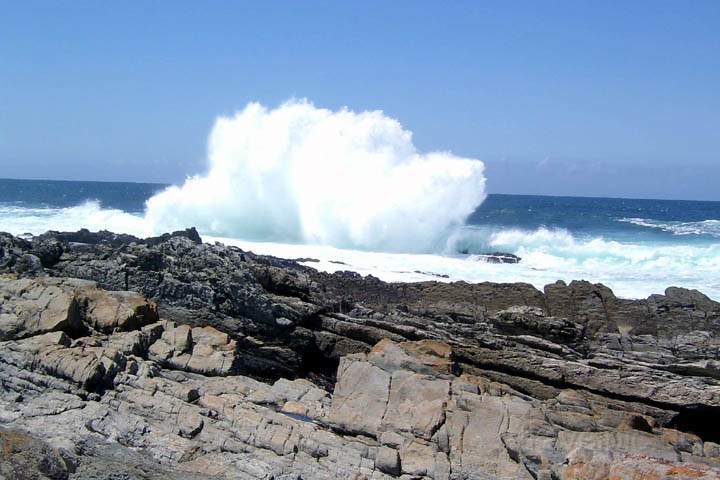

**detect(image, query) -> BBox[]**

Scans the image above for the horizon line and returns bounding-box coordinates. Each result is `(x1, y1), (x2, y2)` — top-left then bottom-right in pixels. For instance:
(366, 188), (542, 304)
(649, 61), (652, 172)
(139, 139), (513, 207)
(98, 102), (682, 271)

(1, 176), (718, 204)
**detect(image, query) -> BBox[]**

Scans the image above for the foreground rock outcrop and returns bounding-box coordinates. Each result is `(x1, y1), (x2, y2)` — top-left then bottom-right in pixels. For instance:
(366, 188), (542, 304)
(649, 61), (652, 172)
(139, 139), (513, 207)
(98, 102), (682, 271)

(2, 229), (720, 479)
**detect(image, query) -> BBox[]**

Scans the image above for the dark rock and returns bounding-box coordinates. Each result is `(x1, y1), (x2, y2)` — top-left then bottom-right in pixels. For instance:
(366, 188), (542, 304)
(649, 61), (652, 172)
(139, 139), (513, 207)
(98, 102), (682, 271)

(14, 253), (44, 276)
(145, 227), (202, 247)
(413, 270), (450, 278)
(476, 251), (522, 263)
(43, 228), (142, 248)
(30, 236), (64, 267)
(0, 232), (32, 273)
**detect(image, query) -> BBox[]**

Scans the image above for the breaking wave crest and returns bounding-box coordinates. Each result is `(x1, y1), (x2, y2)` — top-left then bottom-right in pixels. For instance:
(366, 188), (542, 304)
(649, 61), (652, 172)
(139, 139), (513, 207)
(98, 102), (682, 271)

(619, 217), (720, 237)
(144, 100), (487, 252)
(0, 201), (149, 237)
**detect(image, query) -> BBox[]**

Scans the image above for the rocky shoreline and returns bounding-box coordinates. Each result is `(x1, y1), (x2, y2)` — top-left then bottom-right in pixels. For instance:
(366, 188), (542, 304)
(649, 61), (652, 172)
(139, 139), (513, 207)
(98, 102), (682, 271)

(1, 228), (720, 479)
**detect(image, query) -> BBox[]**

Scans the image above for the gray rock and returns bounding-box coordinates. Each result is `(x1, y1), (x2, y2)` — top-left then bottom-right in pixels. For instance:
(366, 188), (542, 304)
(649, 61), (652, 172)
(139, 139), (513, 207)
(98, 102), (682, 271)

(328, 358), (390, 436)
(2, 230), (720, 480)
(376, 446), (401, 475)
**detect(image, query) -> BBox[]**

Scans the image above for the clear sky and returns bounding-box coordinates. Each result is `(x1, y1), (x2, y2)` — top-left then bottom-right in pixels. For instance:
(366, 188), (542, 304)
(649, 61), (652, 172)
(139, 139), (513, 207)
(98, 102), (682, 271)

(1, 1), (719, 200)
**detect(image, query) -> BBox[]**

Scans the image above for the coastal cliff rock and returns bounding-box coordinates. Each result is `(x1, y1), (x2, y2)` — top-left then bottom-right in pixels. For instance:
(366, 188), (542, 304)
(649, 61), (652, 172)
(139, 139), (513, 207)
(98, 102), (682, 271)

(2, 229), (720, 479)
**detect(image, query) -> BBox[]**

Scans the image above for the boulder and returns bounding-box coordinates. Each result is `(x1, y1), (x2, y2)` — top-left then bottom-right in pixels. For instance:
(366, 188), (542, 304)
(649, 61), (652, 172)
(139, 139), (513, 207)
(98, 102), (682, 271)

(0, 277), (88, 340)
(148, 321), (238, 375)
(0, 277), (157, 341)
(82, 289), (159, 333)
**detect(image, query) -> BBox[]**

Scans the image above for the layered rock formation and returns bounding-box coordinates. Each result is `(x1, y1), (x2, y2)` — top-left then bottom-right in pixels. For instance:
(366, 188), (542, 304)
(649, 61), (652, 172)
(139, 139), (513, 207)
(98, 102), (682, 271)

(1, 229), (720, 479)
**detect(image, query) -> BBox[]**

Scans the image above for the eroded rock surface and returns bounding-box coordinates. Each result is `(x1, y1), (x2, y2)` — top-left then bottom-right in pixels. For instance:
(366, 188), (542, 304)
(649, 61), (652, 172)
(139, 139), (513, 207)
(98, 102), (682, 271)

(1, 229), (720, 479)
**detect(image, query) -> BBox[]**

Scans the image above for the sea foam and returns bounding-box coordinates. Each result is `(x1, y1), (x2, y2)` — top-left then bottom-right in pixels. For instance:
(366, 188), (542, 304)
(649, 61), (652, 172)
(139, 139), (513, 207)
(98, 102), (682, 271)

(0, 201), (148, 237)
(2, 201), (720, 299)
(144, 100), (487, 252)
(206, 233), (720, 300)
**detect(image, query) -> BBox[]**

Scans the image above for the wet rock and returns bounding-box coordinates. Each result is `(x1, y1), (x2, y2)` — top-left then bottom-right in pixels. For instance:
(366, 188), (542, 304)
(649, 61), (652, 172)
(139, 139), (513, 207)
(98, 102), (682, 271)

(475, 251), (522, 264)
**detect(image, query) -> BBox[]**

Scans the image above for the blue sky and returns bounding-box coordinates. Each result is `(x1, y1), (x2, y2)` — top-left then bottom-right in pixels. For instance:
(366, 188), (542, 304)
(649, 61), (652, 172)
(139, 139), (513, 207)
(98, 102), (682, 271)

(1, 1), (719, 200)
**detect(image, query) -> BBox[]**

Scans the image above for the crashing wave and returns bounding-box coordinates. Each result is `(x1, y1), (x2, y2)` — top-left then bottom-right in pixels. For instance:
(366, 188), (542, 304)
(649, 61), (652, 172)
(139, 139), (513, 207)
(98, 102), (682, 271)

(143, 100), (487, 252)
(1, 99), (719, 299)
(2, 201), (720, 299)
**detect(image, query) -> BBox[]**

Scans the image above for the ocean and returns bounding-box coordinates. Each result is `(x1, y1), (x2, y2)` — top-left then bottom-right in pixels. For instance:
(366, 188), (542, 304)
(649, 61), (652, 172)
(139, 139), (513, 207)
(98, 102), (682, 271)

(1, 177), (719, 300)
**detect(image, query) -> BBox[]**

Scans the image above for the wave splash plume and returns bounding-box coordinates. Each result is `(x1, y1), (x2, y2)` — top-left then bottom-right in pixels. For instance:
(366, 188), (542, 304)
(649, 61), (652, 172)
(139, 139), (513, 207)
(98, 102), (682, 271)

(144, 100), (486, 252)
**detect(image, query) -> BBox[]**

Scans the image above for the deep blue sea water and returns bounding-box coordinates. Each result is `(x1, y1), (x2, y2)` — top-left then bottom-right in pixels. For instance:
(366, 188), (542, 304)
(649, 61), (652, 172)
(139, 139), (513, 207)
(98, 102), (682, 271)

(471, 194), (720, 244)
(0, 178), (166, 213)
(1, 178), (719, 299)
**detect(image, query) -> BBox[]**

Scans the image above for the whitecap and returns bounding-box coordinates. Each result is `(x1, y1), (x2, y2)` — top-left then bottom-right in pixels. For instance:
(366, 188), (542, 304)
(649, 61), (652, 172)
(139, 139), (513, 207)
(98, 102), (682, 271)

(0, 201), (150, 237)
(619, 217), (720, 237)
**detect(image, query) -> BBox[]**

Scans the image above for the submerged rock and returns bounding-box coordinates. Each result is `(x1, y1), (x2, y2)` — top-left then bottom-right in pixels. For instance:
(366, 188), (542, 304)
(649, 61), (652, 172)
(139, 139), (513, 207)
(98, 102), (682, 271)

(456, 248), (521, 264)
(476, 251), (522, 263)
